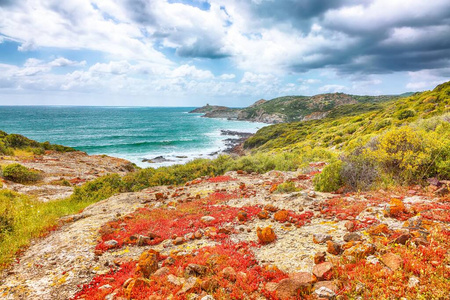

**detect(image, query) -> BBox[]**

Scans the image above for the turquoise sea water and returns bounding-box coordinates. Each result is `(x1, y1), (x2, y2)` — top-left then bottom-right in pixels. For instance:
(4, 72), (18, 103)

(0, 106), (266, 167)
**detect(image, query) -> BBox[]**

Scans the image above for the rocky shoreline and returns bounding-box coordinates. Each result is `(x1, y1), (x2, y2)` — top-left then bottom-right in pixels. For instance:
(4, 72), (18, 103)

(140, 130), (253, 164)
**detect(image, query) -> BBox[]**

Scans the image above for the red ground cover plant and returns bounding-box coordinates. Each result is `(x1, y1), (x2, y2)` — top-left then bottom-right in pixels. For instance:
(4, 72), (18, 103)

(207, 175), (236, 183)
(73, 242), (289, 300)
(335, 221), (450, 299)
(321, 197), (367, 220)
(96, 199), (261, 252)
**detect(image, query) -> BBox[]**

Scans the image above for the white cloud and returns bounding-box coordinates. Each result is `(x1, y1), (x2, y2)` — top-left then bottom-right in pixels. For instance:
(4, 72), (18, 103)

(319, 84), (349, 93)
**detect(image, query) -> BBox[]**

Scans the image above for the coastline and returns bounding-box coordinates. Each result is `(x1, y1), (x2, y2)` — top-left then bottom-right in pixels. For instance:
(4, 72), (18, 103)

(0, 106), (267, 169)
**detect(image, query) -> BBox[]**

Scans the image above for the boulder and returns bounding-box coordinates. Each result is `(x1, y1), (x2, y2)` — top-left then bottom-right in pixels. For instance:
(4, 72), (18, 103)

(257, 226), (276, 244)
(312, 262), (334, 280)
(380, 252), (402, 271)
(136, 250), (159, 278)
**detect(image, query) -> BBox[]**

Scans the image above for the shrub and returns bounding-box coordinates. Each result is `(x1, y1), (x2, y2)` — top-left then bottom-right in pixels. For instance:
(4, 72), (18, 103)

(275, 181), (299, 193)
(70, 174), (125, 203)
(2, 164), (42, 183)
(396, 109), (415, 120)
(314, 160), (343, 192)
(340, 150), (380, 191)
(368, 126), (440, 183)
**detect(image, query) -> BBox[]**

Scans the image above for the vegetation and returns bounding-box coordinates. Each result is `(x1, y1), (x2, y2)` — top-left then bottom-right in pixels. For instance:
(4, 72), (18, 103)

(0, 81), (449, 273)
(240, 93), (400, 122)
(1, 163), (42, 184)
(0, 190), (102, 268)
(0, 131), (74, 155)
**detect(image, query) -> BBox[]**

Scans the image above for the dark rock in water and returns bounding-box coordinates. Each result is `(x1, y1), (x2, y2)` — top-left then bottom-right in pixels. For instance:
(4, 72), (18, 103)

(176, 156), (188, 159)
(142, 156), (173, 163)
(221, 130), (252, 138)
(209, 151), (219, 156)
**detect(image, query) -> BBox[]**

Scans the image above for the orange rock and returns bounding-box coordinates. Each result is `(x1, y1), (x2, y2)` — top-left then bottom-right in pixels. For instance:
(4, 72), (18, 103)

(155, 192), (165, 200)
(221, 266), (237, 282)
(124, 277), (150, 298)
(326, 241), (342, 255)
(366, 223), (390, 236)
(386, 198), (405, 217)
(343, 243), (376, 259)
(265, 204), (278, 212)
(380, 252), (403, 271)
(136, 250), (159, 278)
(275, 272), (316, 300)
(257, 226), (277, 244)
(274, 210), (289, 222)
(237, 211), (248, 222)
(258, 210), (270, 219)
(314, 252), (326, 264)
(269, 184), (278, 193)
(312, 262), (334, 280)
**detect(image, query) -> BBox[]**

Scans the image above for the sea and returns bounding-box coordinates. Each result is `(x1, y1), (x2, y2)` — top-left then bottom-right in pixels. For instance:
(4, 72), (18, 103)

(0, 106), (267, 168)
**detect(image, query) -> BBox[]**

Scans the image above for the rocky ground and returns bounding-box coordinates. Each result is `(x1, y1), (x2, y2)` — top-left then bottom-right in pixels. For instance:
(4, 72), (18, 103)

(1, 165), (449, 299)
(0, 151), (135, 201)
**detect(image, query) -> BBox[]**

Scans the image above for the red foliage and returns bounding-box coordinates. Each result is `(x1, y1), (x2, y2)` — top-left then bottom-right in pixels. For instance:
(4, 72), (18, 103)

(96, 200), (261, 252)
(207, 175), (236, 183)
(74, 242), (289, 300)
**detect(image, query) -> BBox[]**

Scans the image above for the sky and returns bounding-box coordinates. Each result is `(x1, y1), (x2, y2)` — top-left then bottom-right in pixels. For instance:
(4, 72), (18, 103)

(0, 0), (449, 107)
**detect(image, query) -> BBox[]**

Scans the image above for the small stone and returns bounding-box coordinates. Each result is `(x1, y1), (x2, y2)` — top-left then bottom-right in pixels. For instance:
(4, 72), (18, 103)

(164, 257), (176, 266)
(155, 192), (165, 200)
(380, 252), (403, 271)
(167, 274), (185, 286)
(201, 216), (215, 223)
(178, 277), (200, 294)
(345, 221), (355, 232)
(407, 276), (419, 288)
(308, 191), (316, 198)
(194, 230), (203, 239)
(104, 240), (118, 248)
(314, 252), (327, 264)
(265, 204), (278, 212)
(237, 211), (248, 221)
(185, 264), (207, 277)
(173, 237), (185, 245)
(201, 278), (219, 292)
(200, 296), (215, 300)
(136, 250), (159, 278)
(343, 243), (376, 259)
(391, 233), (411, 245)
(257, 210), (270, 219)
(153, 267), (170, 277)
(137, 235), (150, 246)
(221, 267), (236, 282)
(314, 281), (338, 298)
(275, 272), (315, 299)
(99, 284), (112, 290)
(312, 262), (334, 280)
(274, 210), (289, 222)
(257, 226), (276, 244)
(313, 234), (332, 244)
(366, 223), (389, 236)
(326, 241), (342, 255)
(343, 233), (362, 242)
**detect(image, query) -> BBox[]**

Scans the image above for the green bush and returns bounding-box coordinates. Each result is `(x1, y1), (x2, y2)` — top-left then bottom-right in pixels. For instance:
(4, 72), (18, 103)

(275, 181), (299, 193)
(396, 109), (415, 120)
(2, 164), (42, 183)
(314, 161), (343, 192)
(70, 174), (125, 203)
(340, 150), (380, 191)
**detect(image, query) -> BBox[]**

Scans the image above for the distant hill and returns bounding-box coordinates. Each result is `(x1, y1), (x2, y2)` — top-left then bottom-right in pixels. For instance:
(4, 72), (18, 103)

(190, 93), (406, 124)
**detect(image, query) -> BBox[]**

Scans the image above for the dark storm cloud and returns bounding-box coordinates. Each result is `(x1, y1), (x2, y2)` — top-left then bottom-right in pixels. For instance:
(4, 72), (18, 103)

(248, 0), (360, 30)
(122, 0), (450, 74)
(124, 0), (158, 25)
(176, 38), (230, 59)
(0, 0), (15, 7)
